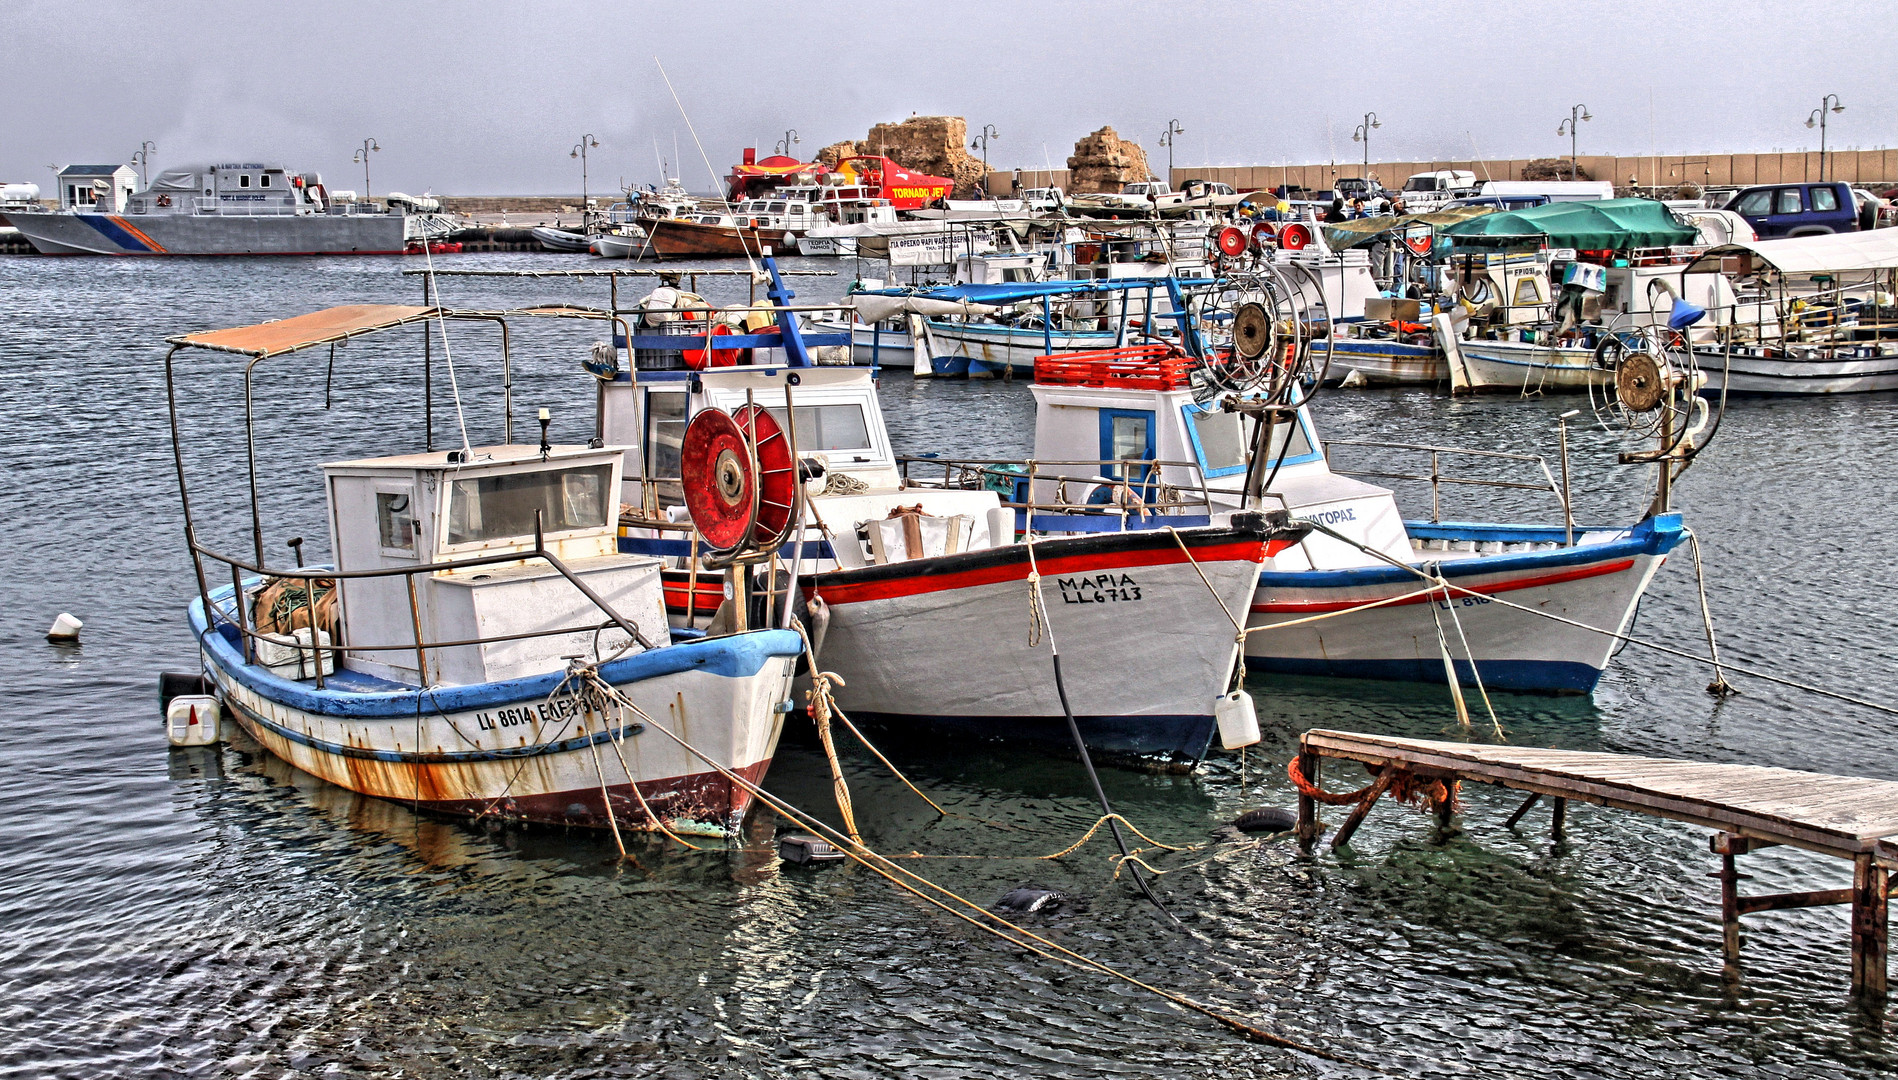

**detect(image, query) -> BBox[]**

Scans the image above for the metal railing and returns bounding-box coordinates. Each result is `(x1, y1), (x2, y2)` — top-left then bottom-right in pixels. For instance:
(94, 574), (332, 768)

(190, 519), (653, 692)
(1321, 439), (1565, 525)
(192, 197), (303, 216)
(896, 456), (1266, 528)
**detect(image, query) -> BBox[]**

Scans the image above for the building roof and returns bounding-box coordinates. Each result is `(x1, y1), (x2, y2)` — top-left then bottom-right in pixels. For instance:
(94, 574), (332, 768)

(58, 164), (134, 177)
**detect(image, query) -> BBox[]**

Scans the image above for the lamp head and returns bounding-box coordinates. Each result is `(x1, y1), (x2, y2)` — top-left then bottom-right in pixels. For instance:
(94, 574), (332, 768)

(1806, 116), (1817, 129)
(1832, 103), (1846, 114)
(1581, 111), (1592, 122)
(1371, 119), (1381, 129)
(1352, 130), (1362, 142)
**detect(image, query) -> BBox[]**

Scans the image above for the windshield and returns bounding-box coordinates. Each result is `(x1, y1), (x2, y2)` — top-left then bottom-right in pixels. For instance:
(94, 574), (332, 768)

(1403, 177), (1440, 192)
(447, 464), (612, 545)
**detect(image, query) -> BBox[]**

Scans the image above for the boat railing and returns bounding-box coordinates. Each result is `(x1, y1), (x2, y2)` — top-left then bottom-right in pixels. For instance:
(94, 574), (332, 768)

(192, 197), (303, 216)
(187, 523), (657, 694)
(1322, 439), (1564, 525)
(897, 456), (1247, 527)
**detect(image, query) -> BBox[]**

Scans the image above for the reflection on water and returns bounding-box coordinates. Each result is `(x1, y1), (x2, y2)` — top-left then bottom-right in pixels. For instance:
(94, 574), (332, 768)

(1, 253), (1895, 1077)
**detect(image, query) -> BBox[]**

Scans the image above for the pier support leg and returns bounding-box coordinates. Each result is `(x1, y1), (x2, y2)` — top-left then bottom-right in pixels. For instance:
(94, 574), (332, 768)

(1550, 797), (1567, 838)
(1851, 853), (1889, 1001)
(1330, 769), (1395, 851)
(1295, 751), (1320, 851)
(1503, 791), (1542, 829)
(1718, 847), (1743, 969)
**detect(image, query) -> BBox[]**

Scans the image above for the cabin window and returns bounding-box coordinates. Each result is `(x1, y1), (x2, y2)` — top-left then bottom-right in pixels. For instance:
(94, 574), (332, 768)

(646, 391), (688, 485)
(446, 464), (612, 545)
(767, 201), (787, 214)
(763, 404), (872, 452)
(239, 174), (251, 188)
(1774, 188), (1803, 215)
(376, 490), (416, 553)
(260, 174), (272, 188)
(1186, 406), (1246, 473)
(1810, 186), (1840, 212)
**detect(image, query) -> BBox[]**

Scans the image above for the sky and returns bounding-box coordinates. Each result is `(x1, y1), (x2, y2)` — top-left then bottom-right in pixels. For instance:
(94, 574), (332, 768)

(4, 0), (1895, 196)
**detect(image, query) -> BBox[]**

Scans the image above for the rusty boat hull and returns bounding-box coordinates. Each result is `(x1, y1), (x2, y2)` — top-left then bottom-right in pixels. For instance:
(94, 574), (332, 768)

(190, 586), (800, 835)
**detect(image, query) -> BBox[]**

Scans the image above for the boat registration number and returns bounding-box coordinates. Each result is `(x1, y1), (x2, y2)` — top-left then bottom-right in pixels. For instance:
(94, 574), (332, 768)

(1058, 573), (1142, 604)
(475, 695), (583, 731)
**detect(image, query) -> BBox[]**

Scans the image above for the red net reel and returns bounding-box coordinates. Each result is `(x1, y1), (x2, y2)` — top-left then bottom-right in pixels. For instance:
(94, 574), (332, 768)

(681, 409), (758, 551)
(732, 404), (798, 547)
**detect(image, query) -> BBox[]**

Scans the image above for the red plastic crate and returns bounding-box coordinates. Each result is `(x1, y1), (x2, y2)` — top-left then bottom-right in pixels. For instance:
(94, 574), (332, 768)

(1033, 344), (1195, 390)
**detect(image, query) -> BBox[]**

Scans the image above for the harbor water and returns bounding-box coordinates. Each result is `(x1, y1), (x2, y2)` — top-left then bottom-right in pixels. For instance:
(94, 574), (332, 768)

(2, 253), (1895, 1078)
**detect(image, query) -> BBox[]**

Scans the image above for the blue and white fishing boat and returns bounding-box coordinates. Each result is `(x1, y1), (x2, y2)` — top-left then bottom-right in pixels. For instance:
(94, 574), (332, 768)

(164, 304), (801, 836)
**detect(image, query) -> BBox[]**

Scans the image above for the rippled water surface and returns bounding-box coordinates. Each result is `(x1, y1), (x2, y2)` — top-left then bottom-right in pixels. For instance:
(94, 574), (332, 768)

(3, 253), (1896, 1078)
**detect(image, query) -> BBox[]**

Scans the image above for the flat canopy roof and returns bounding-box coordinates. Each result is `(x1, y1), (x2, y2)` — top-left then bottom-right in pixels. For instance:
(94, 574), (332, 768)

(1680, 228), (1898, 276)
(168, 304), (439, 357)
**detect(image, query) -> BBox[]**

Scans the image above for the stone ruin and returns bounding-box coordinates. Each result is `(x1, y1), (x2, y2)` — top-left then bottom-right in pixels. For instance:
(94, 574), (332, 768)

(815, 116), (988, 197)
(1522, 157), (1591, 181)
(1066, 127), (1153, 194)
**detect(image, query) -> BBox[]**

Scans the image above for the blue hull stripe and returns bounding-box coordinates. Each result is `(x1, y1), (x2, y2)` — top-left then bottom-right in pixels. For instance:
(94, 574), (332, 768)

(225, 694), (645, 764)
(1248, 656), (1604, 693)
(842, 710), (1217, 764)
(1259, 514), (1682, 589)
(79, 215), (151, 252)
(189, 586), (800, 720)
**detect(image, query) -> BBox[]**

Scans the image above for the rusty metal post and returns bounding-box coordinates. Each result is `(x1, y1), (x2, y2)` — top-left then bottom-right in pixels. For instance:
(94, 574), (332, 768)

(1295, 750), (1320, 850)
(1852, 852), (1889, 1000)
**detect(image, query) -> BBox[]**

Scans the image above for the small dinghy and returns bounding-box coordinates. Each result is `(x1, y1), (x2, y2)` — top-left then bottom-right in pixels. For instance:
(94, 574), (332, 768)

(162, 304), (801, 836)
(533, 225), (595, 253)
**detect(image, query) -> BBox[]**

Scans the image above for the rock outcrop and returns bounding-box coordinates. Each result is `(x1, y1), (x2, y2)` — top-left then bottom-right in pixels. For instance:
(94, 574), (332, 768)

(815, 141), (858, 168)
(1066, 127), (1153, 194)
(851, 115), (988, 197)
(1523, 157), (1590, 181)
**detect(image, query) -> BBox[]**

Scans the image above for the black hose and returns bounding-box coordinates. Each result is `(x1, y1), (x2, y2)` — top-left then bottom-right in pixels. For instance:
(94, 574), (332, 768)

(1049, 652), (1181, 925)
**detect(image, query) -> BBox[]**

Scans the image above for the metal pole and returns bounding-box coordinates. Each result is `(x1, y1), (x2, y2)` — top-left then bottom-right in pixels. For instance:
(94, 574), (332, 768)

(1559, 409), (1578, 545)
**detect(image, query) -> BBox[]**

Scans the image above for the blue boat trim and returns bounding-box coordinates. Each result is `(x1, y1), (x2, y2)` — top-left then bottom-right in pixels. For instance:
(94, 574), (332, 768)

(1258, 514), (1683, 589)
(619, 535), (837, 560)
(1248, 655), (1604, 693)
(839, 709), (1217, 764)
(225, 693), (646, 764)
(188, 586), (801, 720)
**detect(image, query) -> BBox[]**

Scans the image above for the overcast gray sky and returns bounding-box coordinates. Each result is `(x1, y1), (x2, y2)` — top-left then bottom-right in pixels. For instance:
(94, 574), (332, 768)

(5, 0), (1895, 195)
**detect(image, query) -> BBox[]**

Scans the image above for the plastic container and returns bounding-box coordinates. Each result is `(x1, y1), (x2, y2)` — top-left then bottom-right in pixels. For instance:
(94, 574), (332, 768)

(1215, 690), (1260, 749)
(166, 694), (222, 747)
(46, 612), (82, 642)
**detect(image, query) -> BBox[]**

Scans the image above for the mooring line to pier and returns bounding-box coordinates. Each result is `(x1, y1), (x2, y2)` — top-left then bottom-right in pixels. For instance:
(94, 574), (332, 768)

(573, 667), (1376, 1070)
(1296, 520), (1898, 721)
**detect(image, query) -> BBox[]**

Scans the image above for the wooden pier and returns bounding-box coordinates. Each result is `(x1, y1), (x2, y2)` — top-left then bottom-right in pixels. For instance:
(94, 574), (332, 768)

(1293, 729), (1898, 1000)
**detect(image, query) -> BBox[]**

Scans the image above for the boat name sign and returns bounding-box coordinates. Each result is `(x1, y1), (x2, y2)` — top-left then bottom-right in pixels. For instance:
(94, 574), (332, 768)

(1058, 572), (1143, 604)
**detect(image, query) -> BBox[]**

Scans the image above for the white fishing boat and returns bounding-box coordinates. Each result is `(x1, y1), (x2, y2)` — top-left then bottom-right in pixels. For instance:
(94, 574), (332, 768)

(163, 304), (801, 836)
(533, 225), (596, 253)
(603, 263), (1308, 766)
(1681, 229), (1898, 394)
(592, 226), (649, 259)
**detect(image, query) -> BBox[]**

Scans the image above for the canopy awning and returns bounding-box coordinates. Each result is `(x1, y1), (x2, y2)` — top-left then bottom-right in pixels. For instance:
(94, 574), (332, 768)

(1441, 198), (1697, 250)
(169, 305), (439, 357)
(1321, 206), (1497, 252)
(1679, 228), (1898, 276)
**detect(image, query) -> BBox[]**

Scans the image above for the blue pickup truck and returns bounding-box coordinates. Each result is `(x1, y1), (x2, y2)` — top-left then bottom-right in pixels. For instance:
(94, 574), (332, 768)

(1723, 181), (1868, 238)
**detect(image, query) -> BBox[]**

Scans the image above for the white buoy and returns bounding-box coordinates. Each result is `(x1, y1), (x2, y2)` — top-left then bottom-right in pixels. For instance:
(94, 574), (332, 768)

(46, 612), (83, 643)
(166, 694), (222, 747)
(1215, 690), (1261, 750)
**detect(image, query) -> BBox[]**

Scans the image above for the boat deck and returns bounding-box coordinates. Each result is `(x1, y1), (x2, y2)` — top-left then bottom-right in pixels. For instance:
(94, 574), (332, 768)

(1294, 729), (1897, 1000)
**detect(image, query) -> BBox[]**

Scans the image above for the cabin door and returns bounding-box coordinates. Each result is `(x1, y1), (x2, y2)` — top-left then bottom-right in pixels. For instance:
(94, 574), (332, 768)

(1098, 408), (1157, 501)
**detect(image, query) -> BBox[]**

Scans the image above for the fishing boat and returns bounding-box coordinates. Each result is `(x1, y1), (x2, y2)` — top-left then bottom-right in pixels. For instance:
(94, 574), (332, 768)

(645, 210), (786, 259)
(9, 162), (455, 256)
(163, 304), (802, 836)
(1680, 229), (1898, 394)
(604, 263), (1309, 766)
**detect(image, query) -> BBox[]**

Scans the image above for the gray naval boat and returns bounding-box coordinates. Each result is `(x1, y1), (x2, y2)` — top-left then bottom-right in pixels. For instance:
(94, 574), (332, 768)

(9, 162), (455, 255)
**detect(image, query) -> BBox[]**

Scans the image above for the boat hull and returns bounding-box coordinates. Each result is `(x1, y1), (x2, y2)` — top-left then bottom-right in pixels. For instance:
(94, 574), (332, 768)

(10, 210), (410, 255)
(920, 320), (1123, 378)
(1315, 336), (1445, 384)
(803, 523), (1299, 766)
(532, 226), (593, 253)
(1695, 345), (1898, 395)
(646, 218), (790, 259)
(1452, 338), (1607, 394)
(1244, 516), (1684, 693)
(806, 318), (915, 365)
(190, 592), (800, 834)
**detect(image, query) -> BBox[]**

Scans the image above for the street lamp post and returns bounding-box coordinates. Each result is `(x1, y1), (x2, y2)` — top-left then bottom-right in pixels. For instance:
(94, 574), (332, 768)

(352, 138), (380, 198)
(1806, 94), (1846, 181)
(571, 133), (599, 217)
(1350, 112), (1381, 188)
(1556, 104), (1592, 179)
(776, 129), (800, 156)
(132, 141), (156, 188)
(1160, 119), (1184, 187)
(970, 124), (998, 195)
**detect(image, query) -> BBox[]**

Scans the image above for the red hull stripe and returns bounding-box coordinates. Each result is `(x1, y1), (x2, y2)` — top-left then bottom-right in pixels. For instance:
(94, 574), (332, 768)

(811, 538), (1282, 607)
(663, 580), (726, 614)
(1251, 558), (1637, 614)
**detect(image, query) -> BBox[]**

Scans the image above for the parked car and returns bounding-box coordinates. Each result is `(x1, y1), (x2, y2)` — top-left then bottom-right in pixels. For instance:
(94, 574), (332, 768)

(1722, 181), (1860, 238)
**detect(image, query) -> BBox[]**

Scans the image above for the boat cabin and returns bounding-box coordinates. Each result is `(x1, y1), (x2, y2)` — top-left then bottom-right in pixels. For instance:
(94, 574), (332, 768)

(1026, 354), (1413, 571)
(324, 443), (665, 686)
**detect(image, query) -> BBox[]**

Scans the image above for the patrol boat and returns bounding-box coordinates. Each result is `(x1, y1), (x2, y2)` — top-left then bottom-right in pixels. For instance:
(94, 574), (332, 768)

(11, 162), (455, 255)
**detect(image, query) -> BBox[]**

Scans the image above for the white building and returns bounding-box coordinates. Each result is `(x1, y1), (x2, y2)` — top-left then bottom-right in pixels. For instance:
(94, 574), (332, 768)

(57, 164), (138, 212)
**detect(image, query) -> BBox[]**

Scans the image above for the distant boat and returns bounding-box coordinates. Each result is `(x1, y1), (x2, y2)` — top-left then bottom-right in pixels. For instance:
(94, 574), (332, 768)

(592, 228), (649, 259)
(533, 225), (595, 253)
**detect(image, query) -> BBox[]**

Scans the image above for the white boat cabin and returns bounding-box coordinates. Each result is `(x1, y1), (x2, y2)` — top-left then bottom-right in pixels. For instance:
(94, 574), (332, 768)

(324, 443), (666, 686)
(602, 365), (1002, 570)
(1026, 362), (1414, 571)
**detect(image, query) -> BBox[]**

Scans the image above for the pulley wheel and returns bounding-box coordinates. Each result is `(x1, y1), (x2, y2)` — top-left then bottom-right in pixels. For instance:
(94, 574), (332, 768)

(1232, 303), (1272, 361)
(681, 409), (758, 551)
(732, 404), (799, 547)
(1216, 226), (1248, 258)
(1616, 351), (1666, 413)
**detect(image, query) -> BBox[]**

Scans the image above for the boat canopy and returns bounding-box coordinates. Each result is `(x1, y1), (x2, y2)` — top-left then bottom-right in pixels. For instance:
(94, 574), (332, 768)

(1320, 206), (1497, 252)
(1440, 198), (1697, 250)
(169, 304), (439, 357)
(1678, 228), (1898, 276)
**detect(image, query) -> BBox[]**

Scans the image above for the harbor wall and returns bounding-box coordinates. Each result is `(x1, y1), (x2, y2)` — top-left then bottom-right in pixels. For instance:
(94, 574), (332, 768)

(988, 149), (1898, 195)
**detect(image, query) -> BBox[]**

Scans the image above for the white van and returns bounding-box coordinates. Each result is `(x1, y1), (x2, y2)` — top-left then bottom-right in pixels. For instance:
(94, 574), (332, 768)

(1475, 180), (1614, 203)
(1399, 170), (1477, 211)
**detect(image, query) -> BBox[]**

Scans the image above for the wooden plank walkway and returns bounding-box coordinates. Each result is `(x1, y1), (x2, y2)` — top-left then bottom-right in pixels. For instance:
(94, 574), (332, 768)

(1293, 729), (1897, 1000)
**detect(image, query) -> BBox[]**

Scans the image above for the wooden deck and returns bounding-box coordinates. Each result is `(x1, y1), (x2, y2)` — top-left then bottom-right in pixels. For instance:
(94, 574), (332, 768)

(1293, 729), (1897, 1000)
